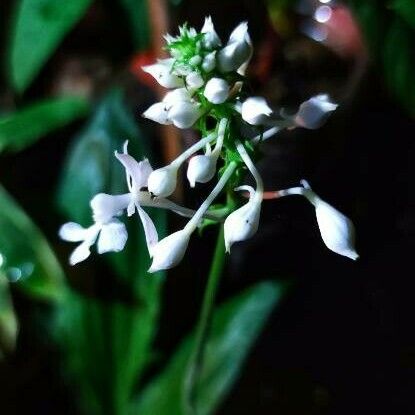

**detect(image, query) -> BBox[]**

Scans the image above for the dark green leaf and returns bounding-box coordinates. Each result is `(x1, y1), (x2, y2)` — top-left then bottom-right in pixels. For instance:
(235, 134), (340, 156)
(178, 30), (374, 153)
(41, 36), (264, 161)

(9, 0), (92, 92)
(0, 96), (89, 153)
(132, 281), (283, 415)
(0, 186), (65, 302)
(392, 0), (415, 28)
(57, 89), (166, 415)
(0, 278), (18, 359)
(119, 0), (151, 50)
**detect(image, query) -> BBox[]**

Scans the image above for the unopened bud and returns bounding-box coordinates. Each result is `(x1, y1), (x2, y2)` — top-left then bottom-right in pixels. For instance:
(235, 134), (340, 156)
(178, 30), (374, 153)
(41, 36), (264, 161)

(204, 78), (230, 104)
(147, 166), (178, 197)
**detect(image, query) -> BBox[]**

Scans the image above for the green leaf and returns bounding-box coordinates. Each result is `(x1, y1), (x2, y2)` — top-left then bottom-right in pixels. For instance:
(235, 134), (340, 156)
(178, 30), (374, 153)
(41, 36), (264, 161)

(0, 96), (89, 153)
(119, 0), (151, 50)
(383, 18), (415, 116)
(0, 277), (18, 359)
(132, 281), (283, 415)
(9, 0), (92, 92)
(0, 186), (65, 302)
(57, 89), (166, 415)
(392, 0), (415, 28)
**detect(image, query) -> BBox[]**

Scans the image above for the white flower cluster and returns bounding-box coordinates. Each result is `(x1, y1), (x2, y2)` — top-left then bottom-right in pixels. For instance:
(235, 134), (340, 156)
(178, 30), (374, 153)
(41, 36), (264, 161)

(60, 17), (358, 271)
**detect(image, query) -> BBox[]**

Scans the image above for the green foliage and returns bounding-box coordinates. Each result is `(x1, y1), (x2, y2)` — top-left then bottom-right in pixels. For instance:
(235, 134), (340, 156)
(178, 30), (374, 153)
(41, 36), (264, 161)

(132, 281), (283, 415)
(9, 0), (93, 92)
(0, 96), (89, 153)
(57, 89), (166, 415)
(0, 186), (65, 302)
(0, 278), (18, 360)
(119, 0), (151, 50)
(349, 0), (415, 116)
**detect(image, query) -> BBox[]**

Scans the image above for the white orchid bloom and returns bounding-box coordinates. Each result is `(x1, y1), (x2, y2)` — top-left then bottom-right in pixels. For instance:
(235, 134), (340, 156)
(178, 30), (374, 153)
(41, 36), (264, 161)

(142, 58), (184, 89)
(201, 16), (221, 49)
(241, 96), (273, 125)
(59, 219), (128, 266)
(186, 118), (228, 187)
(143, 88), (202, 129)
(294, 94), (338, 129)
(204, 78), (230, 104)
(217, 21), (253, 74)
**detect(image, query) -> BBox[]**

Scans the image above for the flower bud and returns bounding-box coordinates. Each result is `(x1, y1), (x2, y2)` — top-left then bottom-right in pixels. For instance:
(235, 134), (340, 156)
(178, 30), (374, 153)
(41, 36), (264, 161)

(168, 101), (202, 129)
(217, 22), (252, 73)
(204, 78), (230, 104)
(294, 94), (338, 129)
(241, 97), (273, 125)
(202, 51), (216, 72)
(302, 182), (358, 260)
(147, 166), (178, 197)
(201, 16), (221, 49)
(186, 71), (204, 89)
(142, 102), (171, 125)
(148, 230), (190, 272)
(142, 58), (184, 89)
(163, 88), (191, 106)
(186, 154), (216, 187)
(224, 187), (261, 252)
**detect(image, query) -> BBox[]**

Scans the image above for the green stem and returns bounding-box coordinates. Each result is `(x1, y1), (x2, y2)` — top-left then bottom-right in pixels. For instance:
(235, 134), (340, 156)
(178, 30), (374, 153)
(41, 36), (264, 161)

(183, 225), (226, 415)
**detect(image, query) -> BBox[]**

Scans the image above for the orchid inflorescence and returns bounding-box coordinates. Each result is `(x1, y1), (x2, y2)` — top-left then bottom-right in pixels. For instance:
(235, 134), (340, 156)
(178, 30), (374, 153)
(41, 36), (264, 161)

(60, 17), (358, 271)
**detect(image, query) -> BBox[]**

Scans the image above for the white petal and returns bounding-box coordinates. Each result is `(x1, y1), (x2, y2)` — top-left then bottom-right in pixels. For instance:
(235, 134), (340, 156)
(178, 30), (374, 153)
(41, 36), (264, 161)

(163, 88), (191, 106)
(136, 204), (159, 252)
(186, 72), (204, 89)
(148, 230), (190, 272)
(229, 21), (250, 44)
(59, 222), (87, 242)
(69, 242), (92, 265)
(97, 220), (128, 254)
(204, 78), (230, 104)
(241, 97), (273, 125)
(186, 154), (216, 187)
(115, 151), (153, 191)
(294, 95), (338, 129)
(142, 60), (184, 89)
(168, 101), (202, 129)
(90, 193), (131, 223)
(142, 102), (172, 125)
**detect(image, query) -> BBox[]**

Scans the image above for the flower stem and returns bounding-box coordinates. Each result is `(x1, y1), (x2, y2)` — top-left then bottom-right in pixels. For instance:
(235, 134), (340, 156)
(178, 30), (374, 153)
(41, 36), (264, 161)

(183, 225), (226, 415)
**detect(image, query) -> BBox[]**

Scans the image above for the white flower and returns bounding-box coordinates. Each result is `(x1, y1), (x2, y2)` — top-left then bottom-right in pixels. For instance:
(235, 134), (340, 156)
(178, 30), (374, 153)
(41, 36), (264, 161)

(142, 102), (172, 125)
(241, 96), (273, 125)
(204, 78), (230, 104)
(142, 58), (184, 89)
(201, 16), (221, 49)
(59, 220), (128, 265)
(168, 101), (202, 129)
(224, 186), (262, 252)
(148, 230), (190, 272)
(202, 51), (216, 72)
(147, 165), (178, 197)
(187, 153), (216, 187)
(294, 94), (338, 129)
(217, 22), (253, 73)
(298, 181), (358, 260)
(186, 71), (204, 89)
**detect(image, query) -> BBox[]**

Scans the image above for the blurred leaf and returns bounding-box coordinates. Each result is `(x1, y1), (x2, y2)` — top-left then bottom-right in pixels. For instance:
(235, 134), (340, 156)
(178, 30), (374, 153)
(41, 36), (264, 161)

(57, 89), (166, 415)
(9, 0), (92, 92)
(383, 18), (415, 115)
(0, 186), (65, 302)
(132, 281), (283, 415)
(0, 96), (89, 153)
(119, 0), (151, 50)
(392, 0), (415, 28)
(0, 277), (18, 359)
